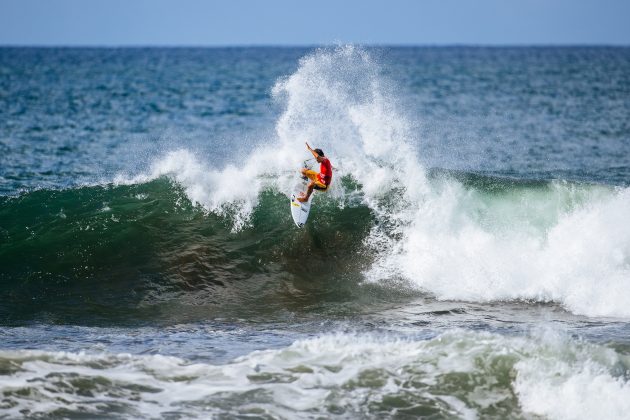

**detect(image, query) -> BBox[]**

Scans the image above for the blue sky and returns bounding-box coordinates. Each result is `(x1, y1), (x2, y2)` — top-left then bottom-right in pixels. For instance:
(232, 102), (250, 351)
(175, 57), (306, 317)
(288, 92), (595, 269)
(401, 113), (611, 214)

(1, 0), (629, 46)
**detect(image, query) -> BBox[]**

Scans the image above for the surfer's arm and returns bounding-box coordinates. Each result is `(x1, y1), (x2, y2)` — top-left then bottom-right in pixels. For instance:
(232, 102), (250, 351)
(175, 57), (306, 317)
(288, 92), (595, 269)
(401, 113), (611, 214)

(305, 142), (319, 159)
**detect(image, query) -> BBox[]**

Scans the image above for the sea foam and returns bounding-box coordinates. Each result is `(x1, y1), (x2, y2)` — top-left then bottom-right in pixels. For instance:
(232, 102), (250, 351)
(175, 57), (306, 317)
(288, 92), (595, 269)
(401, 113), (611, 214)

(1, 329), (628, 419)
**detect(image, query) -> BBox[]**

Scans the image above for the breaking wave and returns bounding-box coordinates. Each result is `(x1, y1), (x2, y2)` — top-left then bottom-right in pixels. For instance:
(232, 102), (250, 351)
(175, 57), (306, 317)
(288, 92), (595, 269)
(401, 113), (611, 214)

(2, 46), (629, 320)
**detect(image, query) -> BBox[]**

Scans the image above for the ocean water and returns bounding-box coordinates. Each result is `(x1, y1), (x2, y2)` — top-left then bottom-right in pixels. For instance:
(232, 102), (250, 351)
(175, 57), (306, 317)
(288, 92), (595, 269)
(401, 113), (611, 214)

(1, 45), (630, 418)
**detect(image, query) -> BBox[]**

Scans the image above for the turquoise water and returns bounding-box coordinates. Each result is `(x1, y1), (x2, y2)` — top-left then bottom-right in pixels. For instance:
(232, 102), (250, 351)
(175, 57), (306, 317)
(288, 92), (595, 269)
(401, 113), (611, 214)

(1, 46), (630, 418)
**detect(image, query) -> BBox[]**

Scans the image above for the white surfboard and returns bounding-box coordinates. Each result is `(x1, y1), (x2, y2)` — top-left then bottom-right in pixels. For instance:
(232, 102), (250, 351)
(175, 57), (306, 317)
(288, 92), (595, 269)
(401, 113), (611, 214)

(290, 192), (314, 227)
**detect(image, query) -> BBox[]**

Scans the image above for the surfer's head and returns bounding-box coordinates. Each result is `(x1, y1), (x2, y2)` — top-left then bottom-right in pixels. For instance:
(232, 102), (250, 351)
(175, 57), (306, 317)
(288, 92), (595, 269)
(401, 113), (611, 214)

(314, 148), (325, 162)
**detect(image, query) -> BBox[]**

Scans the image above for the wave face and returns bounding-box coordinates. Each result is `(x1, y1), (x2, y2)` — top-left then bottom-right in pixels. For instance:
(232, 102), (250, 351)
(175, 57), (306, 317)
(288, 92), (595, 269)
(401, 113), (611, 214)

(0, 178), (375, 324)
(2, 329), (629, 419)
(2, 46), (630, 322)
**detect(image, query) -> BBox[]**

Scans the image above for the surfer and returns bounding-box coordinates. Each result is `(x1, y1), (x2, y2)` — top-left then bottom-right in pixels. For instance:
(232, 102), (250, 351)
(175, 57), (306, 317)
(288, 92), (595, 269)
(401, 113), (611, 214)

(297, 142), (332, 202)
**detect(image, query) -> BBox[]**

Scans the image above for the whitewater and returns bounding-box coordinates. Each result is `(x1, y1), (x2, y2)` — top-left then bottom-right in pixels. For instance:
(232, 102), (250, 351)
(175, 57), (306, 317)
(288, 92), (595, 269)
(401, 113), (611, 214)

(2, 45), (630, 418)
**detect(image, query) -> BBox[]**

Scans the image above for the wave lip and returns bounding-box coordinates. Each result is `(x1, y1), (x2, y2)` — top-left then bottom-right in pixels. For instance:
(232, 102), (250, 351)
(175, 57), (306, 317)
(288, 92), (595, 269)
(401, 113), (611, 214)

(1, 329), (629, 419)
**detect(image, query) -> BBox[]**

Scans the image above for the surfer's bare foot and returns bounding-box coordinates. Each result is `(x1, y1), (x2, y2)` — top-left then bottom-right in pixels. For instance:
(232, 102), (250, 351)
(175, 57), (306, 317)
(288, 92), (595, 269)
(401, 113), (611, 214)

(297, 194), (307, 202)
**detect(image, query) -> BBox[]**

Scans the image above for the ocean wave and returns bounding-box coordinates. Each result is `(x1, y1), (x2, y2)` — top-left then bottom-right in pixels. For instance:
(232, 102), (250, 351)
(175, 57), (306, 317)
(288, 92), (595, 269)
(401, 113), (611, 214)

(2, 45), (629, 321)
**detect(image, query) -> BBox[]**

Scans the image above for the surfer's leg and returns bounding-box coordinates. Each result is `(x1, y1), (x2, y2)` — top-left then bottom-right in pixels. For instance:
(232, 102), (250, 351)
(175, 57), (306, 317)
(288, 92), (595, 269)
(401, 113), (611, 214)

(298, 182), (314, 202)
(303, 170), (318, 181)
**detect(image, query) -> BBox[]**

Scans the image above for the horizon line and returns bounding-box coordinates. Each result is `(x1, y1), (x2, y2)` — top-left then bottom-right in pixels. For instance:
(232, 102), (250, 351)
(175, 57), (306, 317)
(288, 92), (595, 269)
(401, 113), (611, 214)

(1, 42), (629, 48)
